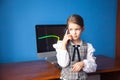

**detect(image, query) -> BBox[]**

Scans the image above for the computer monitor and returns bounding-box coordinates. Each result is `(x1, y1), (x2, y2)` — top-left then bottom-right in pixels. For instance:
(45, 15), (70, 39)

(35, 24), (66, 63)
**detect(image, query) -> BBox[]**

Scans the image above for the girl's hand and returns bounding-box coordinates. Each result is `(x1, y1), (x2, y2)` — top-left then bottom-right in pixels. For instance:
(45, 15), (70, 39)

(61, 29), (72, 50)
(72, 62), (84, 72)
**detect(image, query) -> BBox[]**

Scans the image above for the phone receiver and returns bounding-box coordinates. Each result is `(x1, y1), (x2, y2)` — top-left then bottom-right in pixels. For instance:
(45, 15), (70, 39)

(64, 28), (70, 34)
(63, 28), (72, 41)
(64, 28), (67, 34)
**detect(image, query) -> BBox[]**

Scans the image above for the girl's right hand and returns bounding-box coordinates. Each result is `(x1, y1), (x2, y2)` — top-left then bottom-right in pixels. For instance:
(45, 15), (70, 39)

(61, 29), (72, 50)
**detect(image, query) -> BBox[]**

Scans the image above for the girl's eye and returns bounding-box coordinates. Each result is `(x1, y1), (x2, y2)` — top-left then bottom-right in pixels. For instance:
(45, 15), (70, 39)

(69, 29), (72, 31)
(76, 28), (81, 31)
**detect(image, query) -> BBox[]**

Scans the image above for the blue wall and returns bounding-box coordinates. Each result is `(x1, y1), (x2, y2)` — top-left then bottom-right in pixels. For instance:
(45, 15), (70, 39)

(0, 0), (117, 63)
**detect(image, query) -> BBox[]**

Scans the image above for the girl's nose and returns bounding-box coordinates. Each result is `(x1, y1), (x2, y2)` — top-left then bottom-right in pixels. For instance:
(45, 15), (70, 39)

(73, 30), (76, 34)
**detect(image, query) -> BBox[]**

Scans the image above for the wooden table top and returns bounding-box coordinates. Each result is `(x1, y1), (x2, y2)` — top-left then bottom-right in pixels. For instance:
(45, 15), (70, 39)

(0, 60), (60, 80)
(0, 55), (120, 80)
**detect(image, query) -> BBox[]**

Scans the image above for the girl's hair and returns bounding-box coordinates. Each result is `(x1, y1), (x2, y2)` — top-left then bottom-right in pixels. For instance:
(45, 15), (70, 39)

(67, 14), (84, 28)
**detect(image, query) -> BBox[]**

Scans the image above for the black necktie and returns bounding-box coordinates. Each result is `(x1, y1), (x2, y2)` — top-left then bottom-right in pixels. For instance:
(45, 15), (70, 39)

(72, 45), (81, 61)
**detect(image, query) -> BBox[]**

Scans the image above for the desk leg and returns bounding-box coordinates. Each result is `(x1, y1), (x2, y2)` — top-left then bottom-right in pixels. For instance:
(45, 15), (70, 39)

(100, 71), (120, 80)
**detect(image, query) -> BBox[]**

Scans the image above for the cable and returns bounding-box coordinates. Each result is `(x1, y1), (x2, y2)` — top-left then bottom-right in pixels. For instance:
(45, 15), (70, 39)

(38, 35), (60, 41)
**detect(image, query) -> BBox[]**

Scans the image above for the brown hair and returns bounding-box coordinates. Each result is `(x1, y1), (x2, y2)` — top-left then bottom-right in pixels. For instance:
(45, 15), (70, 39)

(67, 14), (84, 28)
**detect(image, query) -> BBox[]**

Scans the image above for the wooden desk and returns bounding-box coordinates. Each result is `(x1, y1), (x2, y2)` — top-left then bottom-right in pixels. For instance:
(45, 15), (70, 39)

(0, 60), (60, 80)
(89, 55), (120, 80)
(0, 55), (120, 80)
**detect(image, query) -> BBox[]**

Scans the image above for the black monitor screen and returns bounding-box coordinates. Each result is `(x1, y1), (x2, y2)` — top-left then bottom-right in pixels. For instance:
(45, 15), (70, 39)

(35, 25), (66, 53)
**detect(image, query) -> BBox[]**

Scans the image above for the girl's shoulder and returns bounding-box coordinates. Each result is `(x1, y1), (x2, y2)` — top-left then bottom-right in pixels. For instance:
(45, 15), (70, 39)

(82, 41), (93, 47)
(86, 42), (95, 52)
(82, 41), (95, 50)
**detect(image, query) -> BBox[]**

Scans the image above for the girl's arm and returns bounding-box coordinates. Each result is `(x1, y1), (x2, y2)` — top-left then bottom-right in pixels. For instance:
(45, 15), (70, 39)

(82, 43), (97, 73)
(53, 41), (70, 67)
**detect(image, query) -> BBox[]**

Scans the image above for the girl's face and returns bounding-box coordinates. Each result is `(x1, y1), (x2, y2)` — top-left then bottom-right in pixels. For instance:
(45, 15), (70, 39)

(68, 22), (83, 41)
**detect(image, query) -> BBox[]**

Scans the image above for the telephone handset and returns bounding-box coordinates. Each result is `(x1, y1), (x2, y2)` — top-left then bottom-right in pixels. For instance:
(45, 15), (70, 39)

(64, 28), (72, 41)
(64, 28), (70, 34)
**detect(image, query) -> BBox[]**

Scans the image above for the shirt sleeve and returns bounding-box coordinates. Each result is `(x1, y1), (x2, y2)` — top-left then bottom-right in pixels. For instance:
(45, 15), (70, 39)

(53, 41), (70, 68)
(82, 43), (97, 73)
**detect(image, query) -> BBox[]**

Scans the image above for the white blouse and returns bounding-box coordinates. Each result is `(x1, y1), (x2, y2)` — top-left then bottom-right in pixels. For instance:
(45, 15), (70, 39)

(53, 40), (97, 73)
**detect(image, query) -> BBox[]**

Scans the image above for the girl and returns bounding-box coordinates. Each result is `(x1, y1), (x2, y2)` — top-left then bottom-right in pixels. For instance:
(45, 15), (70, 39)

(53, 14), (97, 80)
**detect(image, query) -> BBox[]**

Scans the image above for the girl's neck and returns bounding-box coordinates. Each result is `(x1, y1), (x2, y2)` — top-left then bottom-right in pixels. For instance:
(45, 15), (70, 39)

(72, 39), (81, 45)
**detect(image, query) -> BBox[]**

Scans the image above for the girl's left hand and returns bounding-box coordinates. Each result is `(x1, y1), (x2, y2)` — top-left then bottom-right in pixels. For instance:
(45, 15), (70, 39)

(72, 62), (84, 72)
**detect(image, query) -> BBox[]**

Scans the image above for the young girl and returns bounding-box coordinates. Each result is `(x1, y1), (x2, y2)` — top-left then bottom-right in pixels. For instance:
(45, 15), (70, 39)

(53, 14), (97, 80)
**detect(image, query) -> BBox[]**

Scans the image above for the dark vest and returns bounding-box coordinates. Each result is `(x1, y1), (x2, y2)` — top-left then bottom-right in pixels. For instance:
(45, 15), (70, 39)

(61, 41), (88, 80)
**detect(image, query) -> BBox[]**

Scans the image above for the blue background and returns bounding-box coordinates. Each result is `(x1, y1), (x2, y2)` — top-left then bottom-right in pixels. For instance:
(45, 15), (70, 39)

(0, 0), (117, 63)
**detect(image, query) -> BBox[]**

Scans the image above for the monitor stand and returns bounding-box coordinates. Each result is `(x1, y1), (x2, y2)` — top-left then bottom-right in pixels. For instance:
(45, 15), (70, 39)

(46, 56), (62, 69)
(38, 51), (61, 69)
